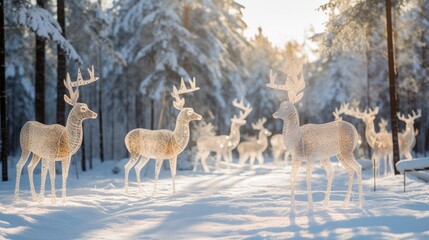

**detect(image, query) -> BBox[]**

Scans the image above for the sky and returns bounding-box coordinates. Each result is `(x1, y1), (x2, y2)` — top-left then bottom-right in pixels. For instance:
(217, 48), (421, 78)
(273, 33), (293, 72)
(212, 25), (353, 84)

(239, 0), (329, 47)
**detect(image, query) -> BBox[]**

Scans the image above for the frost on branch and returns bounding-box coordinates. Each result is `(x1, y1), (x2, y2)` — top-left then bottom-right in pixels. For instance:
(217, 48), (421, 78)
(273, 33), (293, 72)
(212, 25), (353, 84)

(14, 2), (81, 62)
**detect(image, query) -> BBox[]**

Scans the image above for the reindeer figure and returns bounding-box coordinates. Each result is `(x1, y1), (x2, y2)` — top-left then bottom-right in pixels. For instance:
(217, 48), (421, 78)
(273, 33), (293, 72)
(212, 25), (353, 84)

(193, 99), (252, 172)
(270, 134), (290, 165)
(15, 67), (99, 203)
(346, 106), (394, 176)
(124, 78), (201, 194)
(237, 118), (272, 168)
(397, 109), (421, 160)
(267, 58), (363, 210)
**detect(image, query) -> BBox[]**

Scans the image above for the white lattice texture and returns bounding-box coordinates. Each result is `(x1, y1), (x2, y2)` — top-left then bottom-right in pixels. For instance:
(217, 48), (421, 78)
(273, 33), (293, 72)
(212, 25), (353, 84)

(15, 67), (99, 203)
(237, 118), (272, 167)
(193, 99), (252, 172)
(268, 57), (363, 211)
(124, 78), (201, 194)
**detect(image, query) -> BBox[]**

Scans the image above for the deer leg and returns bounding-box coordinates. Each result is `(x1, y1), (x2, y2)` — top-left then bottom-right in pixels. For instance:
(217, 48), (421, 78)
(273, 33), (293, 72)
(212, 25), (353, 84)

(48, 160), (57, 204)
(153, 159), (163, 195)
(338, 153), (355, 207)
(226, 151), (233, 170)
(124, 153), (139, 192)
(404, 151), (412, 160)
(39, 159), (49, 202)
(273, 148), (280, 165)
(193, 151), (201, 172)
(169, 157), (177, 194)
(61, 158), (70, 201)
(215, 152), (222, 170)
(320, 158), (334, 208)
(250, 154), (256, 169)
(290, 159), (301, 211)
(257, 153), (264, 165)
(306, 162), (314, 211)
(27, 154), (42, 201)
(349, 159), (364, 207)
(238, 152), (246, 165)
(14, 150), (31, 200)
(200, 151), (211, 173)
(135, 157), (148, 192)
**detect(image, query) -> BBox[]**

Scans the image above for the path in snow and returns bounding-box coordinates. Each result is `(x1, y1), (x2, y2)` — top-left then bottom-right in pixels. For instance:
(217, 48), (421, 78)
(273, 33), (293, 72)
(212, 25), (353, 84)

(1, 159), (429, 239)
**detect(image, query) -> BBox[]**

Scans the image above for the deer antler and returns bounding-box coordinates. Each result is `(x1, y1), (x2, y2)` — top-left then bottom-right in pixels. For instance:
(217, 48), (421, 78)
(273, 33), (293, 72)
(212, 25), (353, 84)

(267, 57), (305, 103)
(397, 109), (422, 122)
(251, 118), (267, 130)
(232, 98), (252, 121)
(333, 102), (350, 120)
(64, 66), (99, 106)
(348, 106), (378, 120)
(171, 77), (200, 110)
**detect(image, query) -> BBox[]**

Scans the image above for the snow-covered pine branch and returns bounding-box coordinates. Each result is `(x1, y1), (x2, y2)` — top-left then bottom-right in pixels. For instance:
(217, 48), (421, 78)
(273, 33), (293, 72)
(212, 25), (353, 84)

(14, 1), (82, 63)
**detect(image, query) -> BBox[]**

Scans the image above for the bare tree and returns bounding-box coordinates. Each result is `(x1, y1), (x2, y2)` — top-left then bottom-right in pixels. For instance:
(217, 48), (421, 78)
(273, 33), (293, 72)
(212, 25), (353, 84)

(1, 0), (8, 181)
(385, 0), (400, 174)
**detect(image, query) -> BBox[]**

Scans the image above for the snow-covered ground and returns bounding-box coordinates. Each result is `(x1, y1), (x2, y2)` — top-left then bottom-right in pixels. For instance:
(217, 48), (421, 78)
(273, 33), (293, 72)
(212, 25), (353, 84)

(1, 158), (429, 239)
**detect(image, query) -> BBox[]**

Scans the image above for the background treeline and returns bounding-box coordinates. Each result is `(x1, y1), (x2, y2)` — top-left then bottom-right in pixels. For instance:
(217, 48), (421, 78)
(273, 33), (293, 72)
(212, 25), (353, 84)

(2, 0), (429, 174)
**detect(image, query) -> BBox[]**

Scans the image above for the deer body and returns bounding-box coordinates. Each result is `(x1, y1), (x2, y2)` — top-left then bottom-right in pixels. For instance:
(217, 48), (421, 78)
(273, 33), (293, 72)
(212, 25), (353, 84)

(194, 121), (242, 172)
(15, 67), (99, 203)
(271, 134), (289, 165)
(397, 110), (421, 160)
(124, 79), (201, 194)
(268, 57), (363, 211)
(238, 118), (272, 167)
(193, 99), (252, 172)
(274, 101), (363, 210)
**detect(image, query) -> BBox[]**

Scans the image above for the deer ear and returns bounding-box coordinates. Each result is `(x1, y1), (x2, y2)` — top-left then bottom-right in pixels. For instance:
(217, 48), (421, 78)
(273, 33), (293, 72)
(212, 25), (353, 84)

(64, 95), (73, 106)
(294, 92), (304, 103)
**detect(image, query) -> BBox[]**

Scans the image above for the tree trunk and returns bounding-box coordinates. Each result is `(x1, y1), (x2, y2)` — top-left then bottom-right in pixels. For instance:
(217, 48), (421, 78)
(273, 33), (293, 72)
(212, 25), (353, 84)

(1, 0), (8, 181)
(385, 0), (400, 174)
(56, 0), (66, 125)
(98, 43), (104, 162)
(35, 0), (46, 123)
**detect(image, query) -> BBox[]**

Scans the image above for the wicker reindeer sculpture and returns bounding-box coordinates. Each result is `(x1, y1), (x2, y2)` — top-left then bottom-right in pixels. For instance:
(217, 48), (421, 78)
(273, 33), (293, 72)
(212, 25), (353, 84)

(346, 106), (394, 176)
(237, 118), (272, 168)
(15, 67), (99, 203)
(270, 134), (289, 165)
(397, 109), (421, 160)
(124, 78), (201, 194)
(267, 58), (363, 210)
(193, 99), (252, 172)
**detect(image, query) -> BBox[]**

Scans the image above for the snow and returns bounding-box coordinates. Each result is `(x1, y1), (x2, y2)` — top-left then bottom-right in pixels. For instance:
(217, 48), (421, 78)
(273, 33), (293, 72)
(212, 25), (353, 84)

(396, 157), (429, 172)
(1, 158), (429, 239)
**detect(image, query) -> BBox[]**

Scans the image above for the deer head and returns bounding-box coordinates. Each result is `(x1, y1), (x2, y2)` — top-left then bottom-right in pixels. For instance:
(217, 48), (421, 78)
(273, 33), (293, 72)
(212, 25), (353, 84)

(397, 109), (421, 131)
(252, 117), (272, 137)
(171, 77), (202, 122)
(231, 98), (252, 125)
(64, 66), (99, 120)
(268, 57), (305, 120)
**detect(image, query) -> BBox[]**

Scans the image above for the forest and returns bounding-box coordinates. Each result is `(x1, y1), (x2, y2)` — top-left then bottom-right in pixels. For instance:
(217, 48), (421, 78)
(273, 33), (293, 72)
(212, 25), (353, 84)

(1, 0), (429, 179)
